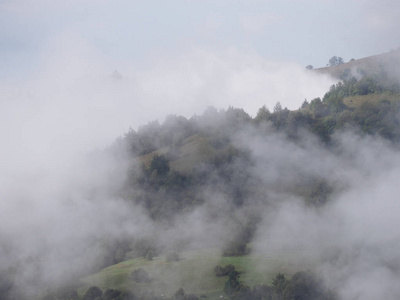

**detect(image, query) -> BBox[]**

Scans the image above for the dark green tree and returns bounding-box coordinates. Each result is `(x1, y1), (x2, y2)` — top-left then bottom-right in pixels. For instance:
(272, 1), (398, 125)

(149, 154), (170, 176)
(272, 273), (287, 299)
(300, 99), (309, 110)
(83, 286), (102, 300)
(131, 268), (151, 283)
(254, 105), (271, 123)
(224, 270), (241, 296)
(309, 98), (329, 118)
(214, 264), (235, 277)
(222, 240), (247, 256)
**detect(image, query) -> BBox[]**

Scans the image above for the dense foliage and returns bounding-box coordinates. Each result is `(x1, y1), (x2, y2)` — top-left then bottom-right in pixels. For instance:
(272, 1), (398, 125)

(120, 74), (400, 225)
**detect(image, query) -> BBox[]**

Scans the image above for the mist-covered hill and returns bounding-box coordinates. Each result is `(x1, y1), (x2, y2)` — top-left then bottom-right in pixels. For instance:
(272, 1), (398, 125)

(315, 48), (400, 81)
(2, 51), (400, 300)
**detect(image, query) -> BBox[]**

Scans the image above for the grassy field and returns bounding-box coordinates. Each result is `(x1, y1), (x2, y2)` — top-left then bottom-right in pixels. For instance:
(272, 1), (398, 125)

(314, 49), (400, 79)
(137, 133), (216, 174)
(170, 134), (216, 173)
(78, 247), (312, 299)
(343, 92), (400, 108)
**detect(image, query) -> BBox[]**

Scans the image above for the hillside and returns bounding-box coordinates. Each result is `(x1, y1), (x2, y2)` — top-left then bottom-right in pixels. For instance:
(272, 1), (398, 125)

(314, 48), (400, 80)
(3, 49), (400, 300)
(78, 247), (315, 300)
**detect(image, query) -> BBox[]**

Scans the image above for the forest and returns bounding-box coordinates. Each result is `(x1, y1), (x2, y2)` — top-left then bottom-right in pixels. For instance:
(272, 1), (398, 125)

(2, 55), (400, 300)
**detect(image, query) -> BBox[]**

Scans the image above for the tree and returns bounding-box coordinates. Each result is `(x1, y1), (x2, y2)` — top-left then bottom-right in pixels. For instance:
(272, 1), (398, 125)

(102, 289), (122, 300)
(309, 98), (329, 118)
(222, 240), (247, 256)
(273, 101), (283, 113)
(145, 249), (153, 261)
(131, 268), (151, 283)
(255, 105), (271, 123)
(149, 154), (170, 176)
(270, 102), (290, 130)
(272, 273), (287, 298)
(214, 264), (235, 277)
(300, 99), (309, 110)
(83, 286), (102, 300)
(306, 65), (313, 70)
(224, 270), (241, 296)
(328, 56), (344, 66)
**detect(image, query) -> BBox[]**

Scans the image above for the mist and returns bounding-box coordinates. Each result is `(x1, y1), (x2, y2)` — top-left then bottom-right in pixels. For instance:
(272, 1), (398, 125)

(2, 3), (400, 299)
(240, 130), (400, 300)
(0, 28), (337, 297)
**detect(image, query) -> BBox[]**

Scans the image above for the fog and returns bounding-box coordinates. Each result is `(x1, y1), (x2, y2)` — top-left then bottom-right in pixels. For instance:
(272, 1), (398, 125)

(244, 131), (400, 300)
(0, 32), (336, 297)
(2, 13), (400, 300)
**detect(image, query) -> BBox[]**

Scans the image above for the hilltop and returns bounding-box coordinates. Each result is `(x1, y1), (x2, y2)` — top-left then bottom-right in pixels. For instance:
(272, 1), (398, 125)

(314, 48), (400, 81)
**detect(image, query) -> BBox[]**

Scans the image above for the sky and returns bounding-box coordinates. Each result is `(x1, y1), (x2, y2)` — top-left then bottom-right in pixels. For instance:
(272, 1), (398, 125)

(0, 0), (399, 162)
(1, 0), (399, 75)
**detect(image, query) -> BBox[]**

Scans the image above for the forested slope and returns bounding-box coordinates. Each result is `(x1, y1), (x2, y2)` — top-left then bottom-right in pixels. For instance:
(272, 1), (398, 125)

(3, 53), (400, 300)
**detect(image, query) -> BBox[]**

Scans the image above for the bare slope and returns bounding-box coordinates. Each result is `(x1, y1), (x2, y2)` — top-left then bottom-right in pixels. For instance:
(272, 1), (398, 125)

(315, 48), (400, 80)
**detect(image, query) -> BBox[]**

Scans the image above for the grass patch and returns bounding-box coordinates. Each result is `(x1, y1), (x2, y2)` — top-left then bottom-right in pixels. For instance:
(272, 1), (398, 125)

(343, 92), (400, 108)
(79, 247), (315, 299)
(170, 134), (216, 173)
(79, 248), (221, 299)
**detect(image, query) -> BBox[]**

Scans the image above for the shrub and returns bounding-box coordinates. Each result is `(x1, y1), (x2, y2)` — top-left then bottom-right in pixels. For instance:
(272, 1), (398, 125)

(102, 289), (122, 300)
(222, 241), (247, 256)
(131, 268), (151, 283)
(83, 286), (102, 300)
(223, 270), (241, 296)
(213, 264), (235, 277)
(145, 250), (153, 261)
(172, 288), (199, 300)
